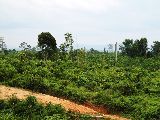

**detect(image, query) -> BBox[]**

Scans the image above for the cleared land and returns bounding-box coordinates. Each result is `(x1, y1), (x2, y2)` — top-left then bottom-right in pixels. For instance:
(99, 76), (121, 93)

(0, 85), (129, 120)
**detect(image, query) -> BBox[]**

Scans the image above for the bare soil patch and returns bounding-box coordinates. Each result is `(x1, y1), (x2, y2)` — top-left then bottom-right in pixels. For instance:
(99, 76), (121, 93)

(0, 85), (129, 120)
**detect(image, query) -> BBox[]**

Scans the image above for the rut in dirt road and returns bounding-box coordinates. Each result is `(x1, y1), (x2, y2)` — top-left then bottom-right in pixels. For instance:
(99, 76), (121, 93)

(0, 85), (129, 120)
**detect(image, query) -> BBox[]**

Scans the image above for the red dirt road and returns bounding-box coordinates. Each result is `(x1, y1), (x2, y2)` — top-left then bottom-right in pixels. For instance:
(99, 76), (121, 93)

(0, 85), (129, 120)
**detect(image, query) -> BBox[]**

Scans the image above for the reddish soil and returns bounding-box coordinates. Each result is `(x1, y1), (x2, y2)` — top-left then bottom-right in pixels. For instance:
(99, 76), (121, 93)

(0, 85), (130, 120)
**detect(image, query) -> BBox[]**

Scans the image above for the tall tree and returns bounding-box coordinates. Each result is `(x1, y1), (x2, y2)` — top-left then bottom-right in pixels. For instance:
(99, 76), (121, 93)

(59, 33), (74, 60)
(136, 38), (148, 56)
(38, 32), (57, 59)
(19, 42), (31, 51)
(0, 40), (7, 52)
(151, 41), (160, 55)
(120, 38), (148, 57)
(119, 39), (133, 56)
(60, 33), (74, 53)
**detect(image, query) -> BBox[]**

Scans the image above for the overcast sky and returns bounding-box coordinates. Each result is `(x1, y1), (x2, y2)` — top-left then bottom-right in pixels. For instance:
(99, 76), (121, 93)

(0, 0), (160, 50)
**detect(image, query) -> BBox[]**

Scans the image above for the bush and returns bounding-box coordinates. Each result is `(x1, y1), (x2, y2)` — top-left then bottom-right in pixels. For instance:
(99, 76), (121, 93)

(0, 96), (94, 120)
(0, 60), (17, 82)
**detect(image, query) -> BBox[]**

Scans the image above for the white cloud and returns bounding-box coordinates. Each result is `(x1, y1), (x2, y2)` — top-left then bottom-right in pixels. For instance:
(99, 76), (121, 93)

(27, 0), (120, 12)
(54, 0), (120, 12)
(0, 0), (160, 49)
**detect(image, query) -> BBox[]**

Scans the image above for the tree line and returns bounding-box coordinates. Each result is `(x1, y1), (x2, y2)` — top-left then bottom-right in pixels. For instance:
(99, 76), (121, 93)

(120, 38), (160, 57)
(1, 32), (160, 58)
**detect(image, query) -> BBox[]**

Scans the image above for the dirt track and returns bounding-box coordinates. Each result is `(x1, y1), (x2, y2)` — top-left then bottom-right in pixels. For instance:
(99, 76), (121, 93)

(0, 85), (129, 120)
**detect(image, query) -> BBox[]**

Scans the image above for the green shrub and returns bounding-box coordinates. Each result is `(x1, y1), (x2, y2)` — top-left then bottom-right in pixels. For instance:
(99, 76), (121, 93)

(0, 96), (93, 120)
(0, 60), (17, 81)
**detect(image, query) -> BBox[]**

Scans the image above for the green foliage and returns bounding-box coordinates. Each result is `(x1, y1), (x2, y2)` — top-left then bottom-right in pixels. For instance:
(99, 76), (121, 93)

(19, 42), (31, 51)
(59, 33), (75, 61)
(38, 32), (57, 60)
(0, 59), (17, 81)
(38, 32), (57, 51)
(151, 41), (160, 56)
(120, 38), (148, 57)
(0, 96), (93, 120)
(60, 33), (74, 53)
(1, 49), (160, 120)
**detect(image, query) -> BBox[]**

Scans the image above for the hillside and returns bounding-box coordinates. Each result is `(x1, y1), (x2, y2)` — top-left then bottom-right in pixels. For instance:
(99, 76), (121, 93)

(0, 85), (128, 120)
(0, 50), (160, 119)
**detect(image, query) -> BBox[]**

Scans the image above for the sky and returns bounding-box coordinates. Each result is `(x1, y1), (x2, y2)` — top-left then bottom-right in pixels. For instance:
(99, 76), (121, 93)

(0, 0), (160, 50)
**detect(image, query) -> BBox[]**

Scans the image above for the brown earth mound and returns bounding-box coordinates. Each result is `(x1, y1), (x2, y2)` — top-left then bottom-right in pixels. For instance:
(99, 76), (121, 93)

(0, 85), (130, 120)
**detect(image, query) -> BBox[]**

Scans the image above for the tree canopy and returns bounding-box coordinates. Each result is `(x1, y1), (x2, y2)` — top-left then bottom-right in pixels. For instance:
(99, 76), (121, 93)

(151, 41), (160, 55)
(38, 32), (57, 51)
(38, 32), (57, 59)
(120, 38), (148, 57)
(60, 33), (74, 53)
